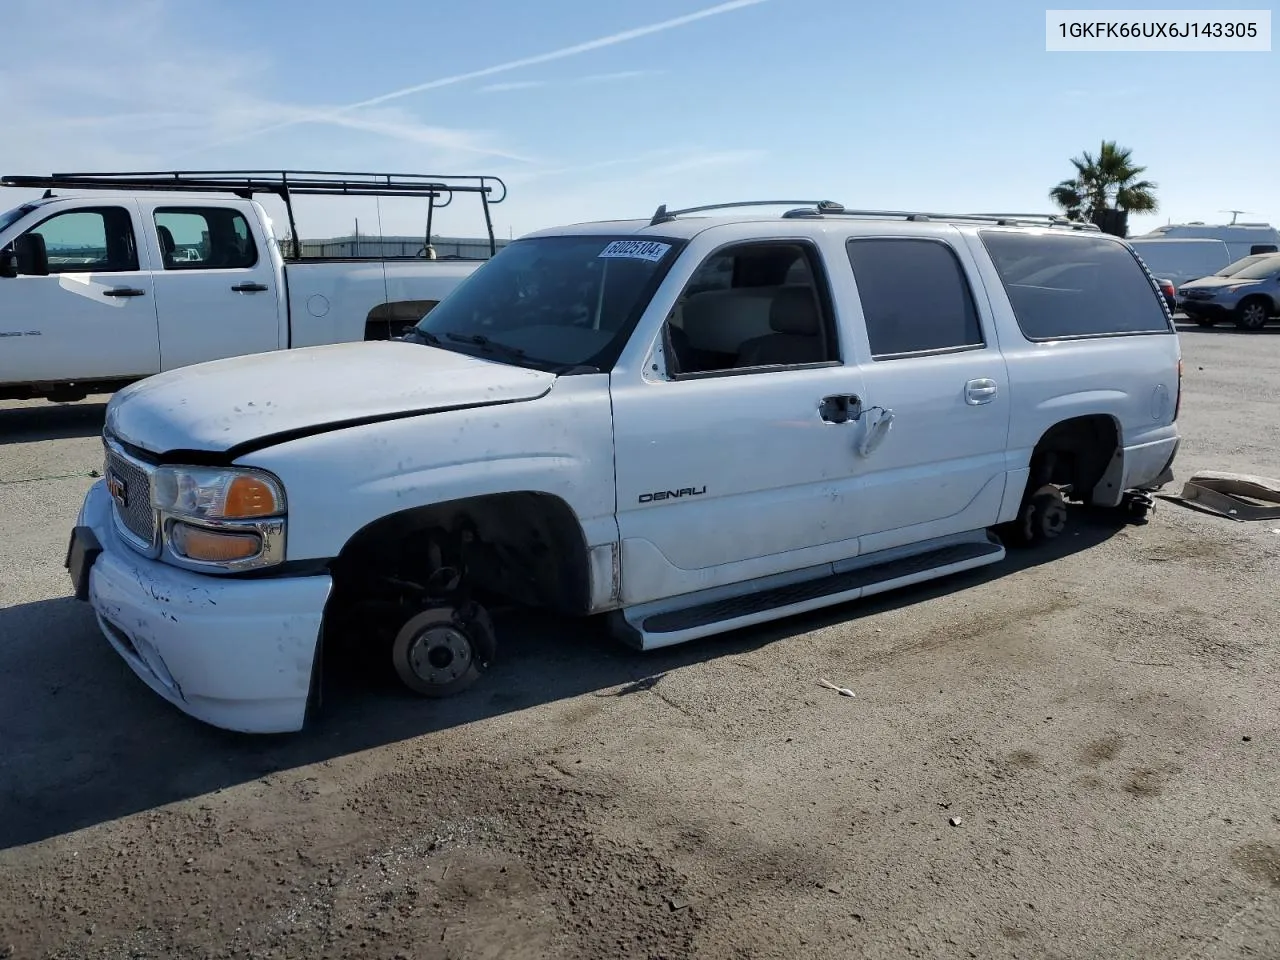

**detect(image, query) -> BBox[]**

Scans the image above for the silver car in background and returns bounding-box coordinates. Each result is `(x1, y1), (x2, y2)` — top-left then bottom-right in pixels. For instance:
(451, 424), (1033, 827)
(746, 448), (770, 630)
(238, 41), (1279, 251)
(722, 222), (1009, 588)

(1179, 254), (1280, 329)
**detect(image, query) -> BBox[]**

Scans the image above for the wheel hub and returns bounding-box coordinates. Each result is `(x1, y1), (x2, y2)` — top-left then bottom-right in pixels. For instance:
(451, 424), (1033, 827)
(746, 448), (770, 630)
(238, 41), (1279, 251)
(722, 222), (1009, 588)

(1042, 502), (1067, 535)
(407, 625), (472, 686)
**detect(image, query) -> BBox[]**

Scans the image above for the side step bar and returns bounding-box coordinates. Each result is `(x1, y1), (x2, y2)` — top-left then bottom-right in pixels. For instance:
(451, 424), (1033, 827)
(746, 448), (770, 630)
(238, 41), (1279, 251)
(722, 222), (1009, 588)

(610, 531), (1006, 651)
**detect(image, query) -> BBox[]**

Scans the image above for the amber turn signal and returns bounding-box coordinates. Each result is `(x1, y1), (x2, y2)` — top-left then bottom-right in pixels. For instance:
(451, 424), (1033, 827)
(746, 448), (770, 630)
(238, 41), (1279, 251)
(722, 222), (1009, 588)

(170, 523), (262, 563)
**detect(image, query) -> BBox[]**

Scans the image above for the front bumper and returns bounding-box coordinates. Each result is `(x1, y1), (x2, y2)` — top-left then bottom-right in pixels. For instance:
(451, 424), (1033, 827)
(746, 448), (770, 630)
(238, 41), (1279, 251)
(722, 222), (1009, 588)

(70, 479), (332, 734)
(1180, 300), (1233, 319)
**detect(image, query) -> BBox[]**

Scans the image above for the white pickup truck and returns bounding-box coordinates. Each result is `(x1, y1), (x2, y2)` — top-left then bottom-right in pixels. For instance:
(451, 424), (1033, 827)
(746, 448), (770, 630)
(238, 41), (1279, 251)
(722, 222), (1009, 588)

(65, 200), (1182, 733)
(0, 170), (504, 401)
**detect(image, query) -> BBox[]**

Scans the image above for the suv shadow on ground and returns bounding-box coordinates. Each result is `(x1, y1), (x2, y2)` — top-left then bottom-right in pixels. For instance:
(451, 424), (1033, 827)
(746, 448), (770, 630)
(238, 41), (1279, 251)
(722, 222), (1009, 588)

(0, 506), (1131, 851)
(0, 401), (107, 446)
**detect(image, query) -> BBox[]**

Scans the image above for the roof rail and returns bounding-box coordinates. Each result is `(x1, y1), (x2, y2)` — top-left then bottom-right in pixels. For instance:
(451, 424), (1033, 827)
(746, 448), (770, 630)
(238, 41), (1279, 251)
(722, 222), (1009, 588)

(0, 169), (509, 257)
(647, 199), (1101, 231)
(650, 199), (844, 225)
(816, 209), (1101, 230)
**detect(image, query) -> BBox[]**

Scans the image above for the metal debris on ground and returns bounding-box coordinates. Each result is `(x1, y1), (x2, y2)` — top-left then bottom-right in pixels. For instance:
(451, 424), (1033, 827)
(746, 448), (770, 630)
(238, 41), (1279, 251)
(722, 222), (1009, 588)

(817, 679), (855, 698)
(1161, 471), (1280, 522)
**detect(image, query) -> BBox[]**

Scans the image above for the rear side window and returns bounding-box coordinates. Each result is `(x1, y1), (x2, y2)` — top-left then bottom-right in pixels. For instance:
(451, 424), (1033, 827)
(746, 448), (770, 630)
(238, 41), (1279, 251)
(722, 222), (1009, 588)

(979, 231), (1172, 340)
(154, 207), (258, 270)
(845, 238), (984, 359)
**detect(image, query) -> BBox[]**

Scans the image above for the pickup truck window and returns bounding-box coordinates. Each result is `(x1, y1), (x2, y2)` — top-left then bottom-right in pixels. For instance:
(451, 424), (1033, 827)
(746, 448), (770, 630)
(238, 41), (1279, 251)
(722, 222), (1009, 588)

(413, 234), (683, 372)
(663, 240), (839, 376)
(27, 207), (139, 273)
(845, 238), (984, 359)
(154, 207), (258, 270)
(978, 231), (1173, 340)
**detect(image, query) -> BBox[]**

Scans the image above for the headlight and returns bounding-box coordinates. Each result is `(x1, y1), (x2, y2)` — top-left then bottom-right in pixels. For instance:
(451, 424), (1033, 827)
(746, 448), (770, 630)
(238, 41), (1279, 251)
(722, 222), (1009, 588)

(152, 466), (285, 520)
(151, 466), (286, 572)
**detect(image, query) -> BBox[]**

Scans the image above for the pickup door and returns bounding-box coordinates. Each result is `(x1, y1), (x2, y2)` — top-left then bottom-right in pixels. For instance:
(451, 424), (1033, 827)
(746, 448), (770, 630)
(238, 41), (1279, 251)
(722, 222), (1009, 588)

(0, 200), (161, 385)
(134, 198), (284, 370)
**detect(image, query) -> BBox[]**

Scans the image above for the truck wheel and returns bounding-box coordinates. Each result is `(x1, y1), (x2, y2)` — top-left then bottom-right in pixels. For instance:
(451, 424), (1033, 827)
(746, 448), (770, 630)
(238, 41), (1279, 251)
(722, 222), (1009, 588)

(1005, 485), (1068, 547)
(1234, 298), (1270, 331)
(391, 603), (495, 698)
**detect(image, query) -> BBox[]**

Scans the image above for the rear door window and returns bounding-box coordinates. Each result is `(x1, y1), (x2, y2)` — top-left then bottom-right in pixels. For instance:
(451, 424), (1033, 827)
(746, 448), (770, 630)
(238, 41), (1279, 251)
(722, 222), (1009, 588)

(978, 231), (1173, 340)
(154, 207), (258, 270)
(845, 237), (984, 359)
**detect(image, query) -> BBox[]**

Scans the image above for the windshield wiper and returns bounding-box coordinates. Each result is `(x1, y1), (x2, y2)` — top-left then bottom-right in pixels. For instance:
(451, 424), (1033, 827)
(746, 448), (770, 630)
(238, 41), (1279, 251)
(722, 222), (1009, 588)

(444, 332), (527, 360)
(397, 328), (441, 346)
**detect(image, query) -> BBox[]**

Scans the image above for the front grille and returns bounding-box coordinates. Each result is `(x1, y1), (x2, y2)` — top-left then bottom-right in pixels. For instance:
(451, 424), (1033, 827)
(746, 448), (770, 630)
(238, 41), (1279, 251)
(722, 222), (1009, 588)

(104, 444), (157, 546)
(1184, 289), (1213, 301)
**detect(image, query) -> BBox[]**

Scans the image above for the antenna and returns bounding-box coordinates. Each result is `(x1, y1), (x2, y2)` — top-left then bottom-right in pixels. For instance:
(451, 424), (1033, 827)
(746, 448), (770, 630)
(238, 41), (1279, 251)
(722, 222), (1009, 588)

(1220, 209), (1252, 225)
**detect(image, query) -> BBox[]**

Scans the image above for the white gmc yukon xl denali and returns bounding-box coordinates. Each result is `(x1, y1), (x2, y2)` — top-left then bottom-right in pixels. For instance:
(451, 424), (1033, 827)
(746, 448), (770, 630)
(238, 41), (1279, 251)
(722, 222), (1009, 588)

(65, 201), (1183, 733)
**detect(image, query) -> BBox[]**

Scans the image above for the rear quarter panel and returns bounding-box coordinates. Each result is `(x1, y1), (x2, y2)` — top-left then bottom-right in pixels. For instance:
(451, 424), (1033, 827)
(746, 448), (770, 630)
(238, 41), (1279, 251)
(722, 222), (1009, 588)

(961, 228), (1181, 501)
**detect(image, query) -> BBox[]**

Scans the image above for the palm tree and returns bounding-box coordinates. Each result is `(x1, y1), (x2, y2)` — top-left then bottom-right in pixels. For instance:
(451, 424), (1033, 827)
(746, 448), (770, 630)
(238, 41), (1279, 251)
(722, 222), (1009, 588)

(1050, 140), (1158, 236)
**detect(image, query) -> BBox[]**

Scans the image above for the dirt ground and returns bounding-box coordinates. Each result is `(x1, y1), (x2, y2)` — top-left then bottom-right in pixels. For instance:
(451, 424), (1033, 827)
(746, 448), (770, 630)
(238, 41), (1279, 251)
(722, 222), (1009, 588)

(1, 320), (1279, 960)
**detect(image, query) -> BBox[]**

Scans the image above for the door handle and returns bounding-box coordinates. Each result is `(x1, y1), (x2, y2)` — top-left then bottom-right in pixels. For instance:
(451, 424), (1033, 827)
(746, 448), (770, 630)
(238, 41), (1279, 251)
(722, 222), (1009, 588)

(231, 282), (269, 293)
(103, 287), (146, 297)
(819, 394), (862, 424)
(965, 379), (998, 405)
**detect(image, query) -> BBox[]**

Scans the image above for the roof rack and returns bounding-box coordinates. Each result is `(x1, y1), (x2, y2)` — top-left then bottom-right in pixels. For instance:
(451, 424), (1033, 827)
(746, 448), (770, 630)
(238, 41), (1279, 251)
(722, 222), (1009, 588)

(648, 200), (1101, 231)
(650, 200), (844, 225)
(0, 169), (509, 257)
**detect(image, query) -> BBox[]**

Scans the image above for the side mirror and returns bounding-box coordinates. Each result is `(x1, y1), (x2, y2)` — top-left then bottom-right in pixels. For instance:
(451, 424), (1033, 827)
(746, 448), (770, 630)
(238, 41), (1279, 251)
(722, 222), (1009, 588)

(13, 233), (49, 276)
(0, 249), (15, 279)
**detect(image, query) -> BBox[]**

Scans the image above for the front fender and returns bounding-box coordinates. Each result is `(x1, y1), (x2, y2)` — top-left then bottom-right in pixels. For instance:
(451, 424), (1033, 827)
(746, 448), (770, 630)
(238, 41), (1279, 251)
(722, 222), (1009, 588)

(239, 376), (619, 562)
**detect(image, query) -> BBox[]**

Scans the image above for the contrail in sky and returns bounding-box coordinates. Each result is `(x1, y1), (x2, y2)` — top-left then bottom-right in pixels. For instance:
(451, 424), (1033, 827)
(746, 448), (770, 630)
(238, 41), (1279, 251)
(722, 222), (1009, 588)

(186, 0), (772, 154)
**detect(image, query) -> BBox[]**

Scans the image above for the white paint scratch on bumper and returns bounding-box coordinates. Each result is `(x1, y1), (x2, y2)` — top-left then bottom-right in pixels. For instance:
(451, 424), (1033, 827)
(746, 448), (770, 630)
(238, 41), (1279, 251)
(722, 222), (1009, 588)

(78, 480), (332, 734)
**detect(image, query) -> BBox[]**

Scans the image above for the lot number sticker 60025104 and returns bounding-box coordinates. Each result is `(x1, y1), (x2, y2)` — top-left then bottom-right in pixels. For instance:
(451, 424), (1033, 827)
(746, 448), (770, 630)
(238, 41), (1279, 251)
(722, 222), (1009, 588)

(598, 240), (672, 263)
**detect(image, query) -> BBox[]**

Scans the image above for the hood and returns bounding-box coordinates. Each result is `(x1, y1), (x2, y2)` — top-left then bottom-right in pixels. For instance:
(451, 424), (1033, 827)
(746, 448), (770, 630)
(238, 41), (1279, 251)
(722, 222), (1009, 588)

(1179, 276), (1246, 291)
(105, 340), (555, 457)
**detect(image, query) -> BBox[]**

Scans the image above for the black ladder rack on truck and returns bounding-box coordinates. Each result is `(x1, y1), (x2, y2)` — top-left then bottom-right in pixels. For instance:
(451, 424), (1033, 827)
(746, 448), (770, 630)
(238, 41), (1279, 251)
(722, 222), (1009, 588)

(0, 169), (509, 259)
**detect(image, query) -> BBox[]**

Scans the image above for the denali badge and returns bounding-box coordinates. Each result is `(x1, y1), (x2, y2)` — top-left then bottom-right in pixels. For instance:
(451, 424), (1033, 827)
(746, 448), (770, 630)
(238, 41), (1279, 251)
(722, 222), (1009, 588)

(638, 486), (707, 504)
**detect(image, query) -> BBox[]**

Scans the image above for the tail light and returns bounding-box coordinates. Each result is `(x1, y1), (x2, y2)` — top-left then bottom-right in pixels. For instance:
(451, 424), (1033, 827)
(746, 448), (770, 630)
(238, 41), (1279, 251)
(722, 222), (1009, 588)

(1174, 358), (1183, 420)
(1161, 280), (1175, 297)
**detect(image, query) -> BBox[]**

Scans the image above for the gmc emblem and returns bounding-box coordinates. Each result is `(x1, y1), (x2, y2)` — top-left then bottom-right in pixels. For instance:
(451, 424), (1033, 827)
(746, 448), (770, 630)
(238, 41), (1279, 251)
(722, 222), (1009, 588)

(106, 471), (128, 508)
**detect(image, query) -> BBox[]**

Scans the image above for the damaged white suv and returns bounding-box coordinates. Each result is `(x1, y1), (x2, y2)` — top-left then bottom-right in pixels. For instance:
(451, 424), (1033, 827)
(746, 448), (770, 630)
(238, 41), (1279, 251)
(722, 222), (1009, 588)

(67, 201), (1182, 733)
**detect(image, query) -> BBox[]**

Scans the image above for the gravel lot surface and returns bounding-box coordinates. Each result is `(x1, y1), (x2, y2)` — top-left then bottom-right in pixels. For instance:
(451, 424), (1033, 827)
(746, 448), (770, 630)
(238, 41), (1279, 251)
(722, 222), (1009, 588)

(2, 320), (1279, 960)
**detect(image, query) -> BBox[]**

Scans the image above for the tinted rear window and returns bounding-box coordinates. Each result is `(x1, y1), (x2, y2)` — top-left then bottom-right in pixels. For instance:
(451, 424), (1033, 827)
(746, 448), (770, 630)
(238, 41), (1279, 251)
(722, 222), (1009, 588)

(979, 231), (1173, 340)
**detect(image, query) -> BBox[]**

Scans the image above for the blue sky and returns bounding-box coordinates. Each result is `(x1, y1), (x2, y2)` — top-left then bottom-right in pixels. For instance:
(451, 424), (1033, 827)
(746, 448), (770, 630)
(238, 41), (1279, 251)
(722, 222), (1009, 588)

(2, 0), (1276, 241)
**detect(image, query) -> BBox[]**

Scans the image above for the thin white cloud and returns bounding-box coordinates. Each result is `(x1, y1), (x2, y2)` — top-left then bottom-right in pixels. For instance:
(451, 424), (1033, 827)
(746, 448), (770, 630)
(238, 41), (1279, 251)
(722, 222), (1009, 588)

(575, 70), (663, 84)
(186, 0), (771, 152)
(478, 80), (550, 94)
(478, 70), (663, 95)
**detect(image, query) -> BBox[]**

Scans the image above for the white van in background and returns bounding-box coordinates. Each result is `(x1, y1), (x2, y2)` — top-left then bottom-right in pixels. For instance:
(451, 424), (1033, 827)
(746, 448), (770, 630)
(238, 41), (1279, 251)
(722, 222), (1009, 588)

(1127, 238), (1233, 290)
(1131, 222), (1280, 261)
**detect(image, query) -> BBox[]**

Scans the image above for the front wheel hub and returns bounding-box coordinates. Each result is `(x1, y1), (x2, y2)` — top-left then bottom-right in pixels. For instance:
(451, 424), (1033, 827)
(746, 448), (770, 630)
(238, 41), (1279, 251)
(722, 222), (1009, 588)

(408, 625), (472, 686)
(391, 605), (496, 699)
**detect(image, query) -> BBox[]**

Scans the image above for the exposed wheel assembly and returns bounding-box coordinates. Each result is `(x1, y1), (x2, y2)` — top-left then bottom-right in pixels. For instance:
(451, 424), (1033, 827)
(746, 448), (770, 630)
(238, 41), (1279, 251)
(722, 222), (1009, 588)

(391, 604), (496, 698)
(1004, 484), (1068, 547)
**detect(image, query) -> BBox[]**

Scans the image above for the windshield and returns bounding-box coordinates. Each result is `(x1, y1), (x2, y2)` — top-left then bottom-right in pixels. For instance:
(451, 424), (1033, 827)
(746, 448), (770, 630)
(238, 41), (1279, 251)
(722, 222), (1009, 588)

(1228, 254), (1280, 280)
(1215, 255), (1267, 276)
(0, 203), (38, 235)
(411, 234), (683, 372)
